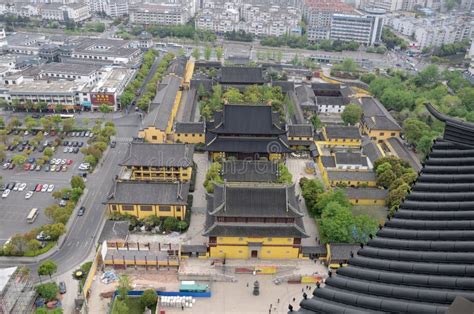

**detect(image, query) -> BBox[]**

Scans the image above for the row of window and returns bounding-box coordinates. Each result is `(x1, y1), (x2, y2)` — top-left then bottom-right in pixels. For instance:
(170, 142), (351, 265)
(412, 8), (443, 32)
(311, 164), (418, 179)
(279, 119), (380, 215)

(110, 204), (181, 212)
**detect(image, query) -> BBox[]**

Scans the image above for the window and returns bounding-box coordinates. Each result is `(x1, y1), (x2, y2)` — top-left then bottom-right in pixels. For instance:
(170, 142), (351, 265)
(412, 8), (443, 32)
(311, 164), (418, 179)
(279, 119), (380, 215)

(379, 132), (384, 136)
(111, 205), (118, 211)
(391, 133), (396, 136)
(122, 205), (134, 211)
(160, 205), (171, 212)
(140, 205), (153, 211)
(355, 200), (359, 204)
(152, 135), (157, 140)
(176, 207), (181, 212)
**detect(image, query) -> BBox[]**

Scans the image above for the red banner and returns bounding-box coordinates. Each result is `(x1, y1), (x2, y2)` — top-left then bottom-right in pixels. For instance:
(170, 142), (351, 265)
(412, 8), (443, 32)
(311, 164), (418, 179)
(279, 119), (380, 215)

(90, 93), (115, 106)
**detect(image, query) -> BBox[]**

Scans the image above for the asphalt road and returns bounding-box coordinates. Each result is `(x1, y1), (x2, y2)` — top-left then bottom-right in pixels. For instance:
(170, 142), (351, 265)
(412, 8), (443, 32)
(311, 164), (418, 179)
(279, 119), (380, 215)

(0, 113), (140, 279)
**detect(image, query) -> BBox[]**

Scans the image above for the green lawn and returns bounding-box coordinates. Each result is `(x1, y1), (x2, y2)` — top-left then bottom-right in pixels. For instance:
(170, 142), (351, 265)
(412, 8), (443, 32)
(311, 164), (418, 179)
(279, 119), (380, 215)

(24, 241), (57, 257)
(352, 205), (388, 225)
(112, 297), (156, 314)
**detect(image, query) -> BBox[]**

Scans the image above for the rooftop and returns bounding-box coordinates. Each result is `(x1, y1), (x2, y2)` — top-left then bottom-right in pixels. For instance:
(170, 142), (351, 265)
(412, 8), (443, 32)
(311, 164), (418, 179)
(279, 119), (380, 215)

(219, 66), (265, 84)
(360, 97), (401, 131)
(343, 187), (388, 200)
(107, 181), (189, 205)
(222, 160), (278, 182)
(174, 122), (205, 134)
(121, 142), (194, 168)
(41, 62), (100, 76)
(8, 80), (86, 94)
(288, 124), (314, 138)
(327, 170), (376, 182)
(334, 152), (368, 166)
(142, 75), (181, 130)
(324, 126), (361, 140)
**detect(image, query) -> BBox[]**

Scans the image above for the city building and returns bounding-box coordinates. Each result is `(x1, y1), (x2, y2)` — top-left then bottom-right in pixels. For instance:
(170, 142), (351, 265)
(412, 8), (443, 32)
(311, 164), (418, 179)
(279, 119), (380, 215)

(203, 182), (308, 259)
(85, 0), (129, 17)
(40, 3), (91, 23)
(343, 187), (387, 205)
(293, 104), (474, 314)
(119, 142), (194, 182)
(325, 170), (377, 187)
(107, 181), (189, 220)
(38, 62), (101, 86)
(312, 83), (350, 113)
(173, 122), (205, 144)
(196, 0), (301, 37)
(129, 3), (191, 25)
(87, 67), (134, 111)
(361, 0), (403, 11)
(0, 267), (34, 314)
(330, 8), (386, 46)
(321, 126), (362, 147)
(204, 104), (292, 160)
(288, 124), (314, 149)
(303, 0), (355, 41)
(63, 38), (142, 66)
(359, 97), (401, 142)
(139, 75), (182, 143)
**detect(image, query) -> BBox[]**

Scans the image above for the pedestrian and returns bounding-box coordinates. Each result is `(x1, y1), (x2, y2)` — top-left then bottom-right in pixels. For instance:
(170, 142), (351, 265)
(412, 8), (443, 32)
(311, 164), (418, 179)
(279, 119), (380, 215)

(181, 305), (184, 311)
(277, 298), (280, 303)
(302, 288), (304, 293)
(270, 304), (272, 309)
(269, 310), (271, 314)
(293, 297), (296, 302)
(247, 282), (249, 287)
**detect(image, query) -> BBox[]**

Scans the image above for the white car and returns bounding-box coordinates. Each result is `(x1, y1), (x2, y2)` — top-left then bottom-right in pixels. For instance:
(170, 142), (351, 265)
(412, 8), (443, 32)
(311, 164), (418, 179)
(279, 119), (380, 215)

(12, 183), (20, 191)
(18, 183), (27, 191)
(61, 159), (66, 165)
(2, 189), (10, 198)
(55, 159), (61, 165)
(44, 132), (49, 136)
(50, 159), (56, 165)
(89, 132), (94, 138)
(41, 184), (48, 192)
(47, 184), (54, 192)
(25, 191), (33, 199)
(50, 165), (56, 171)
(63, 147), (68, 153)
(3, 163), (9, 169)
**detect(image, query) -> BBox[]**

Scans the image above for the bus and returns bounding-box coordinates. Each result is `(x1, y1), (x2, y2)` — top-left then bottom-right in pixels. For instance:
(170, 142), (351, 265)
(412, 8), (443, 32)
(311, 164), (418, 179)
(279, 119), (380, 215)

(26, 208), (39, 223)
(59, 114), (75, 119)
(179, 281), (209, 292)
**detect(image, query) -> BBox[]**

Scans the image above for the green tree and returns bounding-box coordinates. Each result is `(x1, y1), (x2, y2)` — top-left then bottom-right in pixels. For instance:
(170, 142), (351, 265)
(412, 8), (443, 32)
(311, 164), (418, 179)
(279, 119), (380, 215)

(458, 87), (474, 111)
(320, 201), (353, 243)
(300, 178), (325, 216)
(36, 283), (59, 301)
(61, 118), (75, 132)
(377, 169), (396, 189)
(55, 104), (64, 113)
(38, 260), (58, 280)
(191, 47), (201, 60)
(414, 65), (440, 87)
(315, 189), (351, 217)
(163, 217), (179, 231)
(120, 91), (134, 108)
(204, 162), (223, 193)
(215, 46), (223, 60)
(223, 87), (244, 103)
(70, 176), (85, 190)
(353, 215), (379, 243)
(341, 104), (363, 125)
(43, 147), (54, 158)
(117, 274), (131, 300)
(26, 239), (41, 253)
(417, 135), (434, 157)
(311, 115), (322, 129)
(113, 299), (129, 314)
(204, 44), (212, 60)
(40, 117), (54, 132)
(40, 223), (66, 240)
(403, 118), (431, 145)
(12, 154), (27, 166)
(140, 289), (158, 309)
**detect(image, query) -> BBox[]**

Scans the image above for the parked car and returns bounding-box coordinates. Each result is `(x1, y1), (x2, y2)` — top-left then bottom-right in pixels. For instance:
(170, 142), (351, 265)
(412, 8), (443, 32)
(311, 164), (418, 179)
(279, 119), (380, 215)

(63, 147), (68, 153)
(59, 281), (67, 294)
(66, 160), (73, 165)
(78, 142), (84, 147)
(29, 164), (36, 171)
(44, 165), (50, 172)
(50, 165), (56, 172)
(41, 184), (48, 192)
(13, 183), (20, 191)
(2, 189), (10, 198)
(72, 142), (78, 147)
(8, 163), (15, 170)
(3, 163), (10, 169)
(35, 184), (42, 192)
(110, 141), (116, 148)
(36, 231), (51, 241)
(61, 159), (67, 165)
(89, 132), (94, 138)
(59, 200), (67, 207)
(73, 147), (79, 154)
(29, 184), (36, 192)
(18, 183), (27, 191)
(23, 164), (30, 171)
(85, 131), (90, 137)
(78, 206), (85, 216)
(56, 165), (62, 172)
(62, 166), (67, 172)
(47, 184), (54, 192)
(63, 141), (69, 146)
(25, 191), (33, 199)
(50, 159), (56, 165)
(36, 165), (41, 171)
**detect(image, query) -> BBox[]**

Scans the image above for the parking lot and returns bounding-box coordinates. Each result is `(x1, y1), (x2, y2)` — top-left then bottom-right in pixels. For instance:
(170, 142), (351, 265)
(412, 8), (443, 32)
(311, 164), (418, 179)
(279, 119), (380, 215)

(0, 131), (92, 245)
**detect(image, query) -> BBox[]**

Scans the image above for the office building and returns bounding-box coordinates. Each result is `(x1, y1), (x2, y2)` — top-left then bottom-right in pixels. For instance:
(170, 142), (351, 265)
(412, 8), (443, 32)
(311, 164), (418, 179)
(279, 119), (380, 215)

(330, 8), (385, 45)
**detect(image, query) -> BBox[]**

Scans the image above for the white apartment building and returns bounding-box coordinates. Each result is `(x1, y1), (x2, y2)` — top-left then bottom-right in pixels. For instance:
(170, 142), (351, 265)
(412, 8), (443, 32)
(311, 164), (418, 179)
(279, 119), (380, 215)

(85, 0), (129, 17)
(303, 0), (355, 41)
(330, 8), (385, 45)
(129, 3), (191, 25)
(388, 15), (472, 48)
(362, 0), (403, 11)
(40, 3), (91, 23)
(196, 0), (301, 37)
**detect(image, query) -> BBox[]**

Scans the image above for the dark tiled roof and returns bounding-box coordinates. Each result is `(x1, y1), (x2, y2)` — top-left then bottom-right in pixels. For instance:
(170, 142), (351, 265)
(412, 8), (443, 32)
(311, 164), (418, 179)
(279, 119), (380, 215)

(203, 222), (308, 238)
(220, 66), (265, 84)
(210, 183), (302, 218)
(327, 170), (376, 182)
(360, 97), (401, 131)
(166, 56), (187, 78)
(343, 187), (388, 200)
(335, 152), (368, 166)
(295, 105), (474, 313)
(208, 104), (286, 135)
(301, 245), (327, 254)
(329, 243), (360, 261)
(316, 96), (345, 107)
(205, 135), (292, 153)
(273, 81), (295, 93)
(325, 126), (361, 140)
(222, 160), (278, 182)
(387, 137), (421, 171)
(181, 245), (207, 253)
(175, 122), (205, 134)
(362, 140), (383, 164)
(121, 143), (194, 167)
(295, 85), (316, 107)
(312, 83), (341, 91)
(321, 156), (336, 168)
(108, 181), (189, 205)
(142, 75), (181, 130)
(288, 124), (313, 137)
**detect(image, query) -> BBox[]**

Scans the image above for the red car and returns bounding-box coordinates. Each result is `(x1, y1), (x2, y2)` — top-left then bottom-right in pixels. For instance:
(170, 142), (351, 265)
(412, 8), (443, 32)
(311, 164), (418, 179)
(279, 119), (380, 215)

(66, 159), (73, 165)
(35, 184), (42, 192)
(23, 164), (31, 171)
